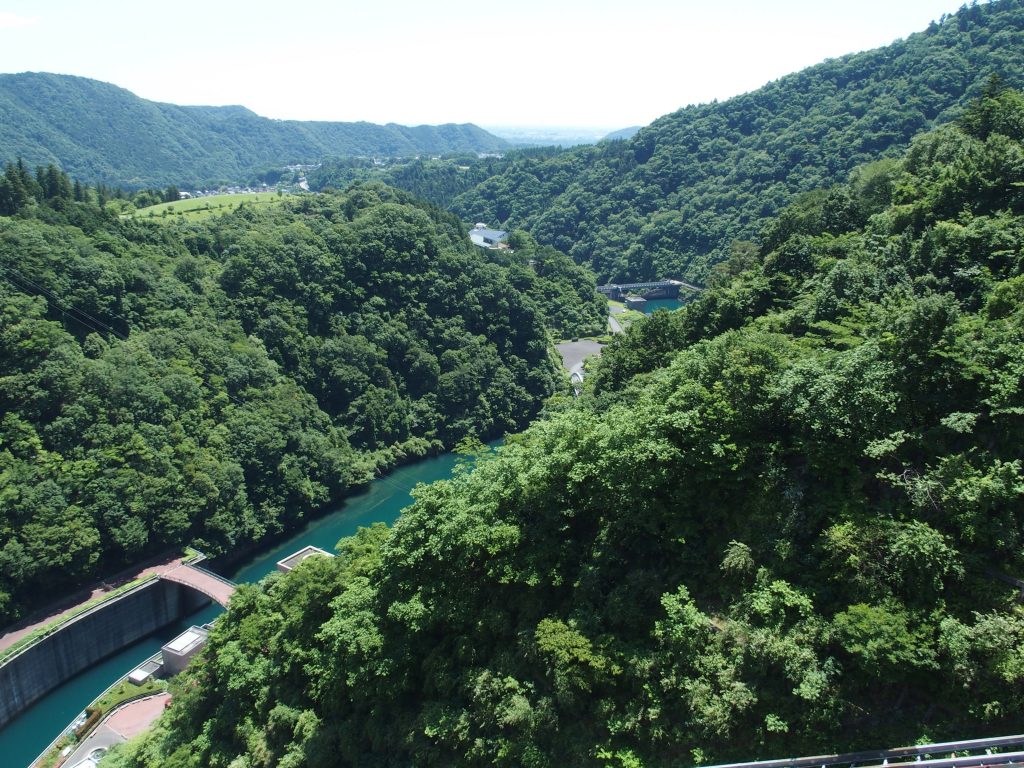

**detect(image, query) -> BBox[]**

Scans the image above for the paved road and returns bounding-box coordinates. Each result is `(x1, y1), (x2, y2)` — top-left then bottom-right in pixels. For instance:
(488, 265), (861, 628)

(63, 723), (122, 767)
(62, 694), (171, 767)
(554, 340), (604, 374)
(608, 315), (624, 334)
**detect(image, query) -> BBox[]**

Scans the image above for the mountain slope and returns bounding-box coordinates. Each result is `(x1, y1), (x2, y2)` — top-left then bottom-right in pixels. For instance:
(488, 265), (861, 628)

(0, 182), (565, 625)
(0, 73), (508, 187)
(104, 87), (1024, 768)
(448, 0), (1024, 282)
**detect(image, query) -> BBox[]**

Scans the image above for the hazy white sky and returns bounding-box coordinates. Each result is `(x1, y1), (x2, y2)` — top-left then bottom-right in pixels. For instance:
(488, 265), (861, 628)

(0, 0), (963, 128)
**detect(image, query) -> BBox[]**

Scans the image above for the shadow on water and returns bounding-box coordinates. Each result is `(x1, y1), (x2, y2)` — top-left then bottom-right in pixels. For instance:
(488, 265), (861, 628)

(1, 450), (466, 767)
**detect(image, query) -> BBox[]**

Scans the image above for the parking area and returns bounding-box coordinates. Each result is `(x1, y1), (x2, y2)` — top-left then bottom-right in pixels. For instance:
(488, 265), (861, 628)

(62, 693), (171, 767)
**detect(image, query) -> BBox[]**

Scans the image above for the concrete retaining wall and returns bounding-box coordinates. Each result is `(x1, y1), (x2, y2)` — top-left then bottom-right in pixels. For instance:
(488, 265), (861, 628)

(0, 579), (208, 728)
(637, 285), (680, 300)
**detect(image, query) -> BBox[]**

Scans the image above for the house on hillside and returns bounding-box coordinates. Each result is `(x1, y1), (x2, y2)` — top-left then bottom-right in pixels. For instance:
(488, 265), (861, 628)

(469, 223), (508, 248)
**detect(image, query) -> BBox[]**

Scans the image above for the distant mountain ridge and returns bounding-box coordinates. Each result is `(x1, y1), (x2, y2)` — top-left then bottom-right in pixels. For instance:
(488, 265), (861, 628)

(447, 0), (1024, 282)
(0, 73), (509, 187)
(600, 126), (641, 142)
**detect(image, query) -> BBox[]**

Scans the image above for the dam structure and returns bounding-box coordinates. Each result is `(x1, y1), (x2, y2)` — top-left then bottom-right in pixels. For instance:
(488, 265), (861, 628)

(596, 278), (702, 300)
(0, 559), (235, 729)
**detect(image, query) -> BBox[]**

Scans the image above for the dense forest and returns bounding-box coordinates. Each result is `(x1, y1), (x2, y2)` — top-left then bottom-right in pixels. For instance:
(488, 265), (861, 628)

(0, 170), (614, 625)
(0, 73), (508, 188)
(106, 84), (1024, 768)
(421, 0), (1024, 283)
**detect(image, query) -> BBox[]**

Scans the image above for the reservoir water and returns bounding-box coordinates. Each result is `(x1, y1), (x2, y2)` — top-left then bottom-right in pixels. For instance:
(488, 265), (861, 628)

(641, 298), (685, 314)
(1, 451), (464, 767)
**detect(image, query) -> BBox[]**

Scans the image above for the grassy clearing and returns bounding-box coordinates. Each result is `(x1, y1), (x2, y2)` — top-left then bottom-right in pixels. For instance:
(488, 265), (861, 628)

(612, 309), (646, 332)
(133, 192), (287, 222)
(94, 676), (168, 714)
(607, 299), (644, 331)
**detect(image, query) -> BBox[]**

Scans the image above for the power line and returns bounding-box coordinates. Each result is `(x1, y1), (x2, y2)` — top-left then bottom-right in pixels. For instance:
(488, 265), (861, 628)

(0, 260), (395, 468)
(0, 263), (127, 341)
(0, 262), (263, 413)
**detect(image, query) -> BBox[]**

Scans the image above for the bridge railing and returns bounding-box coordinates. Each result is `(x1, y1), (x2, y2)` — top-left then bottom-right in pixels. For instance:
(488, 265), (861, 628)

(168, 550), (236, 589)
(597, 281), (678, 293)
(597, 279), (702, 295)
(181, 562), (237, 589)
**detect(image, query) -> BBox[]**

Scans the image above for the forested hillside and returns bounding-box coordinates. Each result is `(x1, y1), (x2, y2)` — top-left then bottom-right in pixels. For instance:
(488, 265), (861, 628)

(106, 86), (1024, 768)
(307, 151), (521, 209)
(0, 177), (589, 625)
(0, 73), (508, 188)
(443, 0), (1024, 283)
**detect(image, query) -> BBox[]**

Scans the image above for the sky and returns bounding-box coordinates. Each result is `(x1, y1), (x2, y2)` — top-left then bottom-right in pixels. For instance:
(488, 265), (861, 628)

(0, 0), (964, 129)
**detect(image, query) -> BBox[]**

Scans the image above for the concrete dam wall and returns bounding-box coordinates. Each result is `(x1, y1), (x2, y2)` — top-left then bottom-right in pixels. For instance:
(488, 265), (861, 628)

(0, 579), (208, 729)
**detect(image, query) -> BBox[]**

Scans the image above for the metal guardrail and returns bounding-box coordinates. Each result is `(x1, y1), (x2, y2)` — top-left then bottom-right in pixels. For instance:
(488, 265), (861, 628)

(902, 751), (1024, 768)
(185, 563), (237, 588)
(176, 550), (236, 588)
(597, 279), (704, 297)
(702, 735), (1024, 768)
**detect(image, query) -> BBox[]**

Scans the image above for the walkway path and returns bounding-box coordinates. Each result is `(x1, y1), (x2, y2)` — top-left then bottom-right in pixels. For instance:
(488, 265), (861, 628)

(608, 315), (624, 334)
(104, 693), (170, 739)
(0, 556), (184, 655)
(160, 565), (235, 607)
(61, 693), (171, 767)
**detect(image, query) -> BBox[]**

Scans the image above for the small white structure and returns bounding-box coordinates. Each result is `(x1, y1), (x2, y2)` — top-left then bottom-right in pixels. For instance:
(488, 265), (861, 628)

(570, 370), (585, 397)
(276, 545), (334, 573)
(69, 749), (106, 768)
(127, 659), (163, 685)
(161, 626), (209, 675)
(469, 224), (508, 248)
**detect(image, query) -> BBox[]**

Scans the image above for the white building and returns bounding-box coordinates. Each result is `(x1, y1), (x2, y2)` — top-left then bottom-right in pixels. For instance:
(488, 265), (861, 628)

(469, 224), (508, 248)
(161, 626), (209, 675)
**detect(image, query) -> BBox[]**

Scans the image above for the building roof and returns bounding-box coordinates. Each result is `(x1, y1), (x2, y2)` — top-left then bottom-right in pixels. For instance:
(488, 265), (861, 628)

(128, 659), (162, 684)
(470, 227), (508, 242)
(163, 627), (208, 656)
(276, 545), (334, 572)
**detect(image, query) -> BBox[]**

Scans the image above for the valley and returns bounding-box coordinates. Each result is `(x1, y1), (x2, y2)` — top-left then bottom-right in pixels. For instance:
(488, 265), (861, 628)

(0, 451), (471, 767)
(0, 2), (1023, 767)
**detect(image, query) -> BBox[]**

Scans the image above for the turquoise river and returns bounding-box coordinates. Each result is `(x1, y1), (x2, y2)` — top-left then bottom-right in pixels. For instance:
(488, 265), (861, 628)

(0, 451), (466, 767)
(640, 298), (685, 314)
